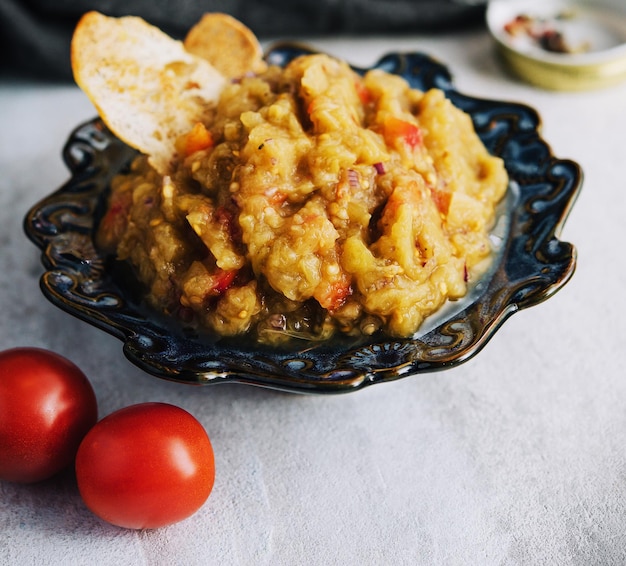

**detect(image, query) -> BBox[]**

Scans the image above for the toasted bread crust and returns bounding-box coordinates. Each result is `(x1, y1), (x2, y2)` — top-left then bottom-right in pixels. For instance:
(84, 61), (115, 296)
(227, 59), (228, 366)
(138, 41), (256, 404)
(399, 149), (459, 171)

(184, 13), (267, 78)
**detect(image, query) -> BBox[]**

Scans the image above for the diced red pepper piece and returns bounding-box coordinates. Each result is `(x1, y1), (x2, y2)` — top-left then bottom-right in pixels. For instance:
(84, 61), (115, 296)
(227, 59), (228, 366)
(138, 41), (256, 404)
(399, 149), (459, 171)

(383, 116), (422, 149)
(354, 79), (373, 105)
(184, 122), (214, 156)
(209, 268), (237, 295)
(430, 187), (452, 215)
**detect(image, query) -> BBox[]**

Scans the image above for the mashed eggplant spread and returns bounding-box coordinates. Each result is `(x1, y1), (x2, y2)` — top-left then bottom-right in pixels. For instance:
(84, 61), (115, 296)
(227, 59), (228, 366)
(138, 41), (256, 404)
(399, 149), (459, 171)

(97, 54), (508, 344)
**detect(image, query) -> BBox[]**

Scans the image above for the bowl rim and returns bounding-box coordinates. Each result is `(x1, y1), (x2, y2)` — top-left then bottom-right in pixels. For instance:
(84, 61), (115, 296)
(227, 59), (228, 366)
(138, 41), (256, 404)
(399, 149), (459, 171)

(486, 0), (626, 66)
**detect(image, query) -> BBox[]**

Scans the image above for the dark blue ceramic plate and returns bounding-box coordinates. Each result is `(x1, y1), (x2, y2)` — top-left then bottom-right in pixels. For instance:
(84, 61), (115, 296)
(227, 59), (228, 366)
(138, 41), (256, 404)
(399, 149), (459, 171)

(24, 46), (582, 393)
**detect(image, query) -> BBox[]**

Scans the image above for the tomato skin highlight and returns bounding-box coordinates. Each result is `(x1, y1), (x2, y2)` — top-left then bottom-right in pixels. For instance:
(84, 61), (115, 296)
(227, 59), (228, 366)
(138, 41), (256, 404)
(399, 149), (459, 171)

(75, 402), (215, 530)
(0, 347), (98, 483)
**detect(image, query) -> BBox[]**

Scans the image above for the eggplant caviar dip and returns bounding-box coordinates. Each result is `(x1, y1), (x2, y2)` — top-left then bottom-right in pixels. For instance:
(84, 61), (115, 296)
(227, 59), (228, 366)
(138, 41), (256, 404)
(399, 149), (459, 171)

(97, 54), (508, 344)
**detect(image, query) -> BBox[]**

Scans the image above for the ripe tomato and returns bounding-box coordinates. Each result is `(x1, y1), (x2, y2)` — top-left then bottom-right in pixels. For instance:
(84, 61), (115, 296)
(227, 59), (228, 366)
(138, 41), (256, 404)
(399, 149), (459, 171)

(0, 347), (98, 483)
(75, 402), (215, 529)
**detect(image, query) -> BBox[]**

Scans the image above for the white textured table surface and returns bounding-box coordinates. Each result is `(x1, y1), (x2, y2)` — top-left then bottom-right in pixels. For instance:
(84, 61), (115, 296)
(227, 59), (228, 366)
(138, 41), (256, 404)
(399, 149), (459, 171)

(2, 27), (626, 566)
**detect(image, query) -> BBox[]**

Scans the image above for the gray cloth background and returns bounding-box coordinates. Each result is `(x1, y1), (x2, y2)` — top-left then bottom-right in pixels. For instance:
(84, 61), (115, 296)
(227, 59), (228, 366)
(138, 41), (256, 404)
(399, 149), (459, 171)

(0, 0), (485, 81)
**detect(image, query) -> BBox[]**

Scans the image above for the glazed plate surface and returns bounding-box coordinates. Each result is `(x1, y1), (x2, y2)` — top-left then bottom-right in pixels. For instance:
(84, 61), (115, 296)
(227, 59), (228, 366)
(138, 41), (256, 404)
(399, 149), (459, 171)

(24, 46), (582, 393)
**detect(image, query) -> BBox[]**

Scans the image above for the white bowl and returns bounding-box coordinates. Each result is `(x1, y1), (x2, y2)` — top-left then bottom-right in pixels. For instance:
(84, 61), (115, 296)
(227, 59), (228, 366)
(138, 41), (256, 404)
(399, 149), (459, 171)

(486, 0), (626, 90)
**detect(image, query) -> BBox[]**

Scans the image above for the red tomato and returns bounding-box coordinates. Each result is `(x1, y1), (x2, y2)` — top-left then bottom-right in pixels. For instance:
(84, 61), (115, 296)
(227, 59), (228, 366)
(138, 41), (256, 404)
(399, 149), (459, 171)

(75, 402), (215, 529)
(0, 347), (98, 483)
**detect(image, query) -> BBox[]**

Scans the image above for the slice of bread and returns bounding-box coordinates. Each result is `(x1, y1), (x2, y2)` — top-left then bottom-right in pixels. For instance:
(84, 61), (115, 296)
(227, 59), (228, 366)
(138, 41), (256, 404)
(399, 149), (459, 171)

(184, 13), (267, 78)
(71, 11), (226, 174)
